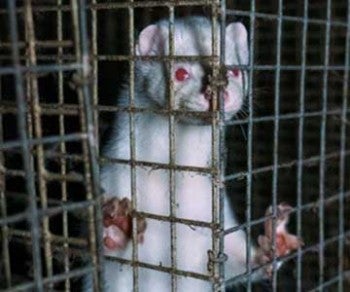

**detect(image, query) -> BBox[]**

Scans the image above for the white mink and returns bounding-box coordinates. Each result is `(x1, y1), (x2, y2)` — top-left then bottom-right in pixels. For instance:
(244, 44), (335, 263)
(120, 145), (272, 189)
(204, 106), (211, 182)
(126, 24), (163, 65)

(83, 16), (300, 292)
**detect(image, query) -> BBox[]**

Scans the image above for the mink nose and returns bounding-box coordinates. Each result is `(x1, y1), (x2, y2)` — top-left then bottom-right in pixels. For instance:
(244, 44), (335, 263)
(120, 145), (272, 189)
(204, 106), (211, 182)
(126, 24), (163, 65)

(203, 87), (213, 101)
(203, 87), (228, 103)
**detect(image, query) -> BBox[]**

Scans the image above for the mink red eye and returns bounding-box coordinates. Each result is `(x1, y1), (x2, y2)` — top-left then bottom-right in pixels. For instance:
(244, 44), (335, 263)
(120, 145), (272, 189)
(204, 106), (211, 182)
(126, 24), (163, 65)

(175, 68), (189, 82)
(228, 68), (240, 78)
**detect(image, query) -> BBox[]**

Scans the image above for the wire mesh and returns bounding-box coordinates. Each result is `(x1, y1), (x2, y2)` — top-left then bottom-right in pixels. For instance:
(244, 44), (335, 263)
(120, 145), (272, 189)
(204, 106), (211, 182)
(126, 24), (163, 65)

(0, 0), (349, 292)
(0, 0), (103, 291)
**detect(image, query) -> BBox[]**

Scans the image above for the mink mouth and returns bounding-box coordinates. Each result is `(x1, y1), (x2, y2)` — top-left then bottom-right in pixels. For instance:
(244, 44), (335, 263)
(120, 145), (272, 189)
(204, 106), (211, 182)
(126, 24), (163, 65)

(172, 98), (235, 125)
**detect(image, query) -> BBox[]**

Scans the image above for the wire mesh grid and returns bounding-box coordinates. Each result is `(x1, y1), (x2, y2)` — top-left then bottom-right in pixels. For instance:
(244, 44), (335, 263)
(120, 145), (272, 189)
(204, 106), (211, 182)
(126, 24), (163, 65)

(0, 0), (349, 291)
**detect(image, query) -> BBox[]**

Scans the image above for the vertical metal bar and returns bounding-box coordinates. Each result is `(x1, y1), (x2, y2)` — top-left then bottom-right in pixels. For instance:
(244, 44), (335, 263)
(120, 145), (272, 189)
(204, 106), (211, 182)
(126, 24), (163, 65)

(271, 0), (283, 290)
(128, 1), (138, 290)
(24, 1), (54, 286)
(78, 0), (105, 290)
(71, 1), (104, 290)
(210, 7), (219, 292)
(337, 1), (350, 291)
(167, 7), (177, 292)
(0, 69), (12, 288)
(24, 26), (34, 146)
(218, 0), (226, 290)
(296, 1), (308, 291)
(56, 0), (70, 290)
(318, 1), (331, 289)
(246, 0), (256, 290)
(89, 3), (102, 286)
(210, 1), (224, 291)
(91, 0), (99, 152)
(6, 0), (44, 291)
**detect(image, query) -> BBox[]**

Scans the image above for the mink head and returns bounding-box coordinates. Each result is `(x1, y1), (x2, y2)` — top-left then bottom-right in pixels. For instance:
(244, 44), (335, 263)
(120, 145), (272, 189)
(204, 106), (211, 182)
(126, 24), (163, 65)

(135, 16), (249, 123)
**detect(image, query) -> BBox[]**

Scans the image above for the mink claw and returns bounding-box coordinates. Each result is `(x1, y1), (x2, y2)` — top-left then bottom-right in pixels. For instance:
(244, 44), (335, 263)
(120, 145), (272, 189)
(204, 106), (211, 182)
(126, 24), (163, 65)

(255, 203), (304, 278)
(102, 197), (147, 251)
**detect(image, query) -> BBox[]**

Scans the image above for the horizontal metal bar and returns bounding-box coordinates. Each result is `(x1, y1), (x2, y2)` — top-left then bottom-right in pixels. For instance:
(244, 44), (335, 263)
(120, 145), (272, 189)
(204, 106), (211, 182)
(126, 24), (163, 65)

(0, 212), (28, 226)
(225, 150), (350, 181)
(3, 150), (348, 188)
(105, 256), (212, 282)
(0, 102), (216, 120)
(4, 190), (75, 207)
(244, 64), (349, 71)
(0, 1), (212, 15)
(1, 156), (214, 182)
(0, 102), (82, 115)
(227, 9), (349, 27)
(1, 168), (85, 183)
(90, 1), (212, 9)
(48, 152), (212, 176)
(0, 4), (348, 28)
(0, 54), (220, 63)
(0, 133), (87, 150)
(2, 150), (213, 177)
(4, 150), (348, 184)
(96, 62), (350, 72)
(228, 108), (350, 126)
(136, 211), (214, 228)
(101, 156), (215, 174)
(9, 228), (87, 248)
(1, 103), (347, 126)
(3, 267), (94, 292)
(1, 52), (349, 72)
(0, 63), (83, 76)
(0, 40), (73, 49)
(92, 55), (219, 62)
(44, 171), (85, 183)
(0, 199), (97, 226)
(40, 200), (97, 218)
(112, 61), (345, 70)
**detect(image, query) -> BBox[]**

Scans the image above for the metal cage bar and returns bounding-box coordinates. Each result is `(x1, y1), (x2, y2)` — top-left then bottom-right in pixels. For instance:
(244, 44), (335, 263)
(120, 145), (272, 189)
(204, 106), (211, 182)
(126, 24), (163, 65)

(338, 1), (350, 291)
(167, 6), (178, 292)
(6, 0), (44, 290)
(56, 0), (71, 290)
(24, 1), (54, 285)
(0, 46), (11, 291)
(218, 0), (227, 289)
(127, 0), (139, 290)
(72, 0), (105, 290)
(271, 1), (283, 288)
(318, 0), (332, 288)
(209, 2), (225, 291)
(244, 0), (256, 290)
(296, 1), (309, 291)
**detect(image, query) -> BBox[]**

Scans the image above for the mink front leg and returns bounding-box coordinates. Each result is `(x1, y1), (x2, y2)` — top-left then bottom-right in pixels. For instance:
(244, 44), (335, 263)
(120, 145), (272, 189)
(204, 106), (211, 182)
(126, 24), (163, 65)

(103, 197), (147, 251)
(255, 203), (304, 278)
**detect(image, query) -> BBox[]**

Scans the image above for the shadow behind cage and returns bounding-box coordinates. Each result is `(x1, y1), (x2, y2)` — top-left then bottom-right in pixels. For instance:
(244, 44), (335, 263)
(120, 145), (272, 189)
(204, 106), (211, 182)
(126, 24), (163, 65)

(0, 0), (350, 291)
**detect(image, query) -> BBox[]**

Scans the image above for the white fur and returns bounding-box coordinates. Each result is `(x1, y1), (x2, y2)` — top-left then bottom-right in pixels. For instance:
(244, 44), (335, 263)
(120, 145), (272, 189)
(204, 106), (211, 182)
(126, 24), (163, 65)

(84, 16), (253, 292)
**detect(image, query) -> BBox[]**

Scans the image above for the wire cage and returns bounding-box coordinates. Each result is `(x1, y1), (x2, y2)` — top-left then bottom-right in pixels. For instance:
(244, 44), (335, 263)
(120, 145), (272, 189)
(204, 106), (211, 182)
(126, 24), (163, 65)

(0, 0), (349, 291)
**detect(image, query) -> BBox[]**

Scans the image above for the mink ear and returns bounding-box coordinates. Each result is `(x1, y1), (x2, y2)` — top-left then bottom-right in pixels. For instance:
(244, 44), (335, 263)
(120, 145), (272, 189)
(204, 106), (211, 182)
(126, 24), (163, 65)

(226, 22), (249, 65)
(136, 24), (166, 56)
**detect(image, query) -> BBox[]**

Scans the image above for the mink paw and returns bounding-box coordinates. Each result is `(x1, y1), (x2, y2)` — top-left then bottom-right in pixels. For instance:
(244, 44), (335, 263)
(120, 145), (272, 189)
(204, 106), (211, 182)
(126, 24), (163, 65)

(103, 197), (147, 251)
(255, 203), (304, 278)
